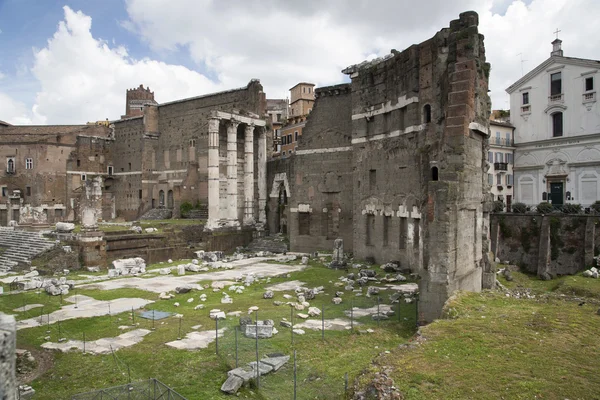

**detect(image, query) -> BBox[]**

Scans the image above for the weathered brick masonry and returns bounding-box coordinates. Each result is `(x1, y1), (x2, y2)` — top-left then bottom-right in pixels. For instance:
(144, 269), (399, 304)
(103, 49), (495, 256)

(269, 11), (492, 321)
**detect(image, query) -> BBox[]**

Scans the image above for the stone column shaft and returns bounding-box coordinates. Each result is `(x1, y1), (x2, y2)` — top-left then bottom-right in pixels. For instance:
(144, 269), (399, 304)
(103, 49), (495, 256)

(244, 124), (255, 225)
(207, 118), (220, 229)
(258, 128), (267, 224)
(227, 121), (240, 225)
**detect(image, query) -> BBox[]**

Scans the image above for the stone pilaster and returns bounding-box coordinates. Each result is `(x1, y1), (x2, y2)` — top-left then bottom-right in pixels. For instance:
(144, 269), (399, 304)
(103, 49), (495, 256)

(207, 118), (220, 230)
(227, 120), (240, 226)
(257, 128), (267, 225)
(244, 124), (255, 225)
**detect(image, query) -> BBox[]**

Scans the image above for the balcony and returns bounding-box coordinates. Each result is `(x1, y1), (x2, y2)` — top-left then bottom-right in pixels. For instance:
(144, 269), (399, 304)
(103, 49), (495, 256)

(494, 162), (508, 171)
(548, 93), (564, 104)
(492, 138), (514, 147)
(583, 91), (596, 103)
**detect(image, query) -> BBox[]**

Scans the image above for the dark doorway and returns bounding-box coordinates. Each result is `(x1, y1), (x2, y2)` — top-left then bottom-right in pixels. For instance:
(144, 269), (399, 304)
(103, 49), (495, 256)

(159, 190), (165, 207)
(506, 195), (512, 212)
(167, 190), (174, 208)
(277, 183), (287, 234)
(550, 182), (564, 206)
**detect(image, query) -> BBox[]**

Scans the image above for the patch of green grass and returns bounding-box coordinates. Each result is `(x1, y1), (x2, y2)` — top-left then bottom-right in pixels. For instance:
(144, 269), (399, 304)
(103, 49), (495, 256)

(358, 291), (600, 399)
(17, 261), (417, 399)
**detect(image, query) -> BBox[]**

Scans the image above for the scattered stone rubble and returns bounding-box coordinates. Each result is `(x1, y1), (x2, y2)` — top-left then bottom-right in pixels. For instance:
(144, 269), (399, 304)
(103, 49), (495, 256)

(108, 257), (146, 277)
(583, 267), (599, 279)
(221, 354), (290, 394)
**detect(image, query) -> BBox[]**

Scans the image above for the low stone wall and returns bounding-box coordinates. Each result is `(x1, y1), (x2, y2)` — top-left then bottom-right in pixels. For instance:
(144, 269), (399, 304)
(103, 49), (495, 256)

(0, 312), (17, 400)
(491, 214), (599, 278)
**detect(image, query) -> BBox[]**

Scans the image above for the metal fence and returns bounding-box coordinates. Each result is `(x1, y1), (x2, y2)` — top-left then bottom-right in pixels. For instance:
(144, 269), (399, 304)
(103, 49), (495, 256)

(71, 379), (187, 400)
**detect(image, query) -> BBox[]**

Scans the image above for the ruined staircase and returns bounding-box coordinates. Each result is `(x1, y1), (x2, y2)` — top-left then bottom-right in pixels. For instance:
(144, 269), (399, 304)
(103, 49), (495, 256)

(246, 234), (289, 254)
(139, 208), (173, 220)
(0, 227), (57, 273)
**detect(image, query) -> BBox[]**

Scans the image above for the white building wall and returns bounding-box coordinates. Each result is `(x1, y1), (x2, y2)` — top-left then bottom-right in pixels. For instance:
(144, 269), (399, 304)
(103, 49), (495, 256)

(508, 54), (600, 208)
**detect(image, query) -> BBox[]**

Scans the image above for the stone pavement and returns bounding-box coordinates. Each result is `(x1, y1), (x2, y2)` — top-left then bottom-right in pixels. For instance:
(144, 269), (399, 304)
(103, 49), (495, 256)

(344, 304), (393, 318)
(41, 329), (152, 354)
(293, 318), (359, 331)
(12, 304), (44, 312)
(265, 280), (307, 292)
(16, 295), (154, 330)
(79, 258), (306, 293)
(165, 327), (227, 350)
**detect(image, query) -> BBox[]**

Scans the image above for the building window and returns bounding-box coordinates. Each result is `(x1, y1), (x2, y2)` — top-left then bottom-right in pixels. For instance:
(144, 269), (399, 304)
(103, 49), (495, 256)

(507, 174), (514, 185)
(585, 77), (594, 92)
(108, 166), (113, 175)
(294, 131), (298, 142)
(495, 152), (503, 163)
(383, 215), (390, 246)
(6, 158), (15, 174)
(128, 162), (132, 171)
(1, 187), (7, 197)
(552, 112), (563, 137)
(399, 217), (407, 249)
(488, 151), (493, 163)
(308, 87), (312, 93)
(298, 212), (310, 235)
(522, 92), (529, 105)
(25, 158), (33, 169)
(423, 104), (432, 123)
(55, 209), (63, 218)
(277, 113), (282, 122)
(431, 166), (439, 181)
(506, 153), (513, 164)
(189, 139), (196, 147)
(488, 173), (493, 185)
(496, 174), (502, 185)
(550, 72), (562, 96)
(369, 169), (376, 191)
(26, 186), (31, 196)
(282, 151), (286, 157)
(77, 159), (80, 167)
(81, 174), (86, 181)
(287, 134), (292, 144)
(366, 214), (375, 246)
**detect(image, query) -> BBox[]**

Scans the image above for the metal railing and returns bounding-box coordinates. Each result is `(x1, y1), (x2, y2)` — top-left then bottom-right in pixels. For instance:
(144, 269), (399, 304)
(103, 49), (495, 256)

(71, 379), (187, 400)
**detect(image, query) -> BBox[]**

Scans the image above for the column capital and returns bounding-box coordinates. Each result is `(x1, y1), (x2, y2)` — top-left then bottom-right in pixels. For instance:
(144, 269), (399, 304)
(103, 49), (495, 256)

(227, 119), (241, 130)
(208, 118), (220, 132)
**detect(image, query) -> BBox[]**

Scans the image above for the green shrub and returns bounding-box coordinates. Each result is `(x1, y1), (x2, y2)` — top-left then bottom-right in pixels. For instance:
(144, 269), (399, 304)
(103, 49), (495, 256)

(511, 202), (527, 213)
(592, 201), (600, 213)
(562, 203), (582, 214)
(180, 201), (193, 215)
(492, 201), (505, 212)
(536, 202), (554, 214)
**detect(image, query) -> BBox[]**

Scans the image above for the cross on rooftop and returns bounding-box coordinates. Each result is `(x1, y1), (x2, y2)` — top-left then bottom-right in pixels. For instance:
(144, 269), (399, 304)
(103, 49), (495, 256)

(554, 28), (561, 39)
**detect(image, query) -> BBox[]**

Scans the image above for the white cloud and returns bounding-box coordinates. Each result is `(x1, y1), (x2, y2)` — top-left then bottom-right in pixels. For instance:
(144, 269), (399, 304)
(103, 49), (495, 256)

(28, 6), (222, 124)
(123, 0), (600, 110)
(0, 92), (35, 125)
(5, 0), (599, 125)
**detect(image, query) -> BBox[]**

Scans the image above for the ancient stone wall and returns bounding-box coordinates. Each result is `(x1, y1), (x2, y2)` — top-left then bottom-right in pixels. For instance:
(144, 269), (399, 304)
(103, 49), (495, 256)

(491, 213), (597, 277)
(0, 312), (17, 400)
(283, 84), (354, 253)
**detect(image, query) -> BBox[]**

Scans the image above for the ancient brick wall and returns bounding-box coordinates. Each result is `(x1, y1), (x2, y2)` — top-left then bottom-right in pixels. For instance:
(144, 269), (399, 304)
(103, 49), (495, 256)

(491, 213), (596, 277)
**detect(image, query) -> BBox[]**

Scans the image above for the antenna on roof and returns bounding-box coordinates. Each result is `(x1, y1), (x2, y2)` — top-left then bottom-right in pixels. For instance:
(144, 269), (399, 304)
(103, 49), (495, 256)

(516, 53), (528, 77)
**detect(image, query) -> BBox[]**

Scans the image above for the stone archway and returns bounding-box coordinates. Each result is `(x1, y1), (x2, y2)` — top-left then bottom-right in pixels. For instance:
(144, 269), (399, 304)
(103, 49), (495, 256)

(159, 190), (165, 208)
(167, 190), (174, 208)
(277, 183), (288, 234)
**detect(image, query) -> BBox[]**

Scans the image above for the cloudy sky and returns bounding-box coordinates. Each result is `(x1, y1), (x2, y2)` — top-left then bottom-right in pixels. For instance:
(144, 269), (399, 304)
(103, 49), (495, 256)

(0, 0), (597, 125)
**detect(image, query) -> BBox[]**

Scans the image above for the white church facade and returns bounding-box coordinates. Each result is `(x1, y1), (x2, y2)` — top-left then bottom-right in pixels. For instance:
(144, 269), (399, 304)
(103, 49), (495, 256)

(507, 39), (600, 208)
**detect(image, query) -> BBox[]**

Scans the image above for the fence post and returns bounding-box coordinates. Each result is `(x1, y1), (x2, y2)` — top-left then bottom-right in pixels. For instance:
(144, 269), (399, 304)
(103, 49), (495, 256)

(255, 310), (260, 389)
(350, 299), (353, 331)
(83, 332), (86, 354)
(293, 349), (297, 400)
(179, 316), (183, 341)
(214, 317), (218, 355)
(321, 303), (325, 341)
(415, 293), (419, 328)
(398, 297), (401, 323)
(131, 307), (135, 325)
(46, 312), (50, 333)
(291, 305), (294, 346)
(345, 372), (348, 393)
(377, 296), (380, 327)
(235, 326), (238, 368)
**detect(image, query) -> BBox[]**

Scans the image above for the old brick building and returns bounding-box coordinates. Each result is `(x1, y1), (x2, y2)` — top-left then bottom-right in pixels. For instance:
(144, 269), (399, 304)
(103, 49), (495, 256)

(267, 11), (493, 321)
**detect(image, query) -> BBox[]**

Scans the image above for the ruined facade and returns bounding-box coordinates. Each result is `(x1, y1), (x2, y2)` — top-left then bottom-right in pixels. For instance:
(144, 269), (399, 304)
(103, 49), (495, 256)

(267, 11), (492, 321)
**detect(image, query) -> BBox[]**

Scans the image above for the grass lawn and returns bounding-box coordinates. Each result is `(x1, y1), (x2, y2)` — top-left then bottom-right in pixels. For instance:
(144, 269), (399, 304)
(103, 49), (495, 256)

(354, 273), (600, 400)
(7, 260), (418, 399)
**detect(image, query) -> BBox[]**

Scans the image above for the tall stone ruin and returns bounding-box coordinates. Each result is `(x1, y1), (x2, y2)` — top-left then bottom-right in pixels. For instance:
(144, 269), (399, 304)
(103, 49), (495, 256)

(268, 11), (492, 322)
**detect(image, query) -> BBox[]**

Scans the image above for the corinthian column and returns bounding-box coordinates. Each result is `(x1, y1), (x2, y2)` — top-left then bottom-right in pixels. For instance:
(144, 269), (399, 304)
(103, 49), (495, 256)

(244, 124), (255, 225)
(207, 118), (220, 229)
(227, 120), (240, 226)
(257, 127), (267, 225)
